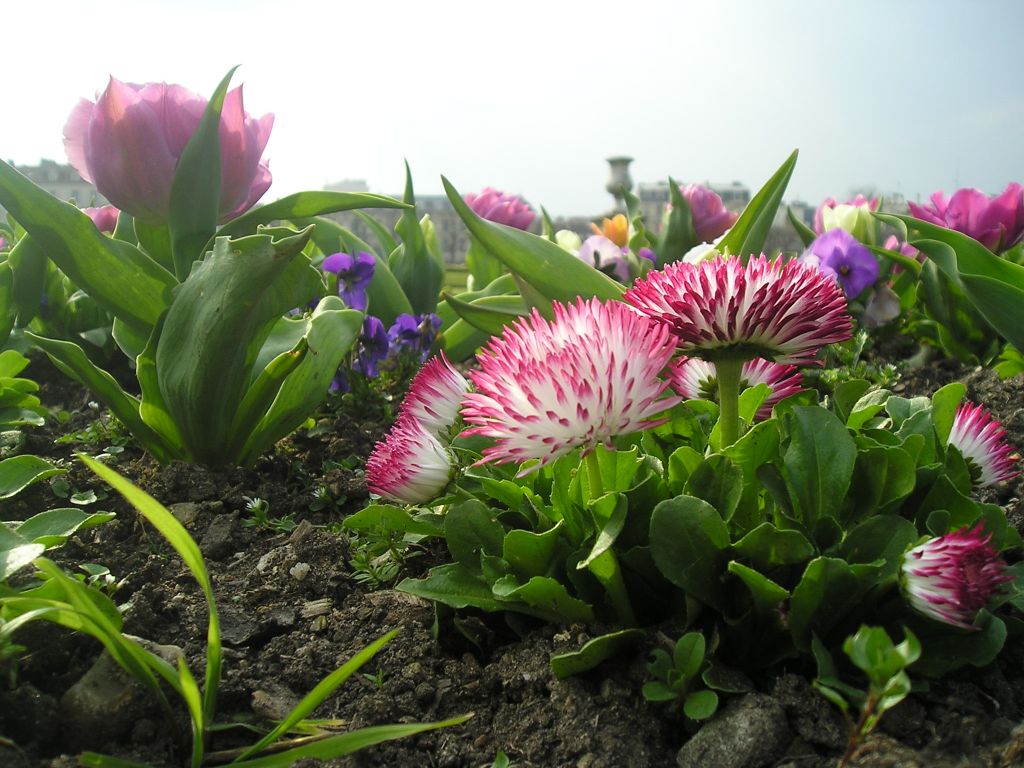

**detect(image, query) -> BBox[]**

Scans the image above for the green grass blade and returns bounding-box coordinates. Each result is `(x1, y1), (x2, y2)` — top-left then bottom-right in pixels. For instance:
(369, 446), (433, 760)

(234, 629), (399, 762)
(229, 714), (473, 767)
(78, 456), (221, 733)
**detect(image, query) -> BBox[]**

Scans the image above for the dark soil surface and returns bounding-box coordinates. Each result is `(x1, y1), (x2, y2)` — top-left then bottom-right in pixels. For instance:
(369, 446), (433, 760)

(2, 352), (1024, 768)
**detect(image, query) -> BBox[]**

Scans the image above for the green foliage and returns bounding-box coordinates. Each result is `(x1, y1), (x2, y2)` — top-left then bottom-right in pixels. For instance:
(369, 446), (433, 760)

(813, 626), (921, 766)
(393, 379), (1018, 677)
(642, 632), (721, 721)
(1, 457), (469, 766)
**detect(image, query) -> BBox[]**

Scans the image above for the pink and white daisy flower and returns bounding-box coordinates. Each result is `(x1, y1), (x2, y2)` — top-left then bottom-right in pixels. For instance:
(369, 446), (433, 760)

(901, 524), (1013, 630)
(947, 403), (1020, 487)
(461, 297), (682, 472)
(623, 254), (852, 365)
(667, 357), (804, 421)
(399, 352), (470, 437)
(366, 416), (453, 505)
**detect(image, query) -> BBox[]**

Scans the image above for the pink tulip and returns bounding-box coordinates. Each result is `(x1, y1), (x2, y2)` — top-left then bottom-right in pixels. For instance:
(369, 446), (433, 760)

(82, 205), (120, 233)
(907, 184), (1024, 253)
(64, 77), (273, 224)
(678, 184), (738, 244)
(464, 188), (535, 230)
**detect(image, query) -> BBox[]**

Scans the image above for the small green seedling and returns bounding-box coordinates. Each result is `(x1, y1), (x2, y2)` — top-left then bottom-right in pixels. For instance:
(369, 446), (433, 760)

(642, 632), (719, 721)
(813, 625), (921, 767)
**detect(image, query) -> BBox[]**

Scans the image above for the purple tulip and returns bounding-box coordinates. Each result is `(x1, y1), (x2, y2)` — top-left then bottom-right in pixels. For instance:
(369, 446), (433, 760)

(82, 205), (120, 233)
(322, 251), (375, 311)
(577, 235), (630, 282)
(800, 229), (879, 298)
(63, 76), (273, 224)
(464, 188), (535, 230)
(907, 183), (1024, 253)
(671, 184), (738, 244)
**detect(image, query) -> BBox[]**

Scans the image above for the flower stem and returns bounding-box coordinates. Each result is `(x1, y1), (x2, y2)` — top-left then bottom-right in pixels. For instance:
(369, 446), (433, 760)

(715, 358), (744, 448)
(585, 450), (604, 501)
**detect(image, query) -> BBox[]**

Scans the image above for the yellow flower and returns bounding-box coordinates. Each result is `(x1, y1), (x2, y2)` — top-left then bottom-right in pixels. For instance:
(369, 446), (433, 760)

(590, 214), (629, 247)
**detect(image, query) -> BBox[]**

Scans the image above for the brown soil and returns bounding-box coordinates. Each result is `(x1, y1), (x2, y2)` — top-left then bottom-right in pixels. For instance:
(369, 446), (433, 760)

(2, 352), (1023, 768)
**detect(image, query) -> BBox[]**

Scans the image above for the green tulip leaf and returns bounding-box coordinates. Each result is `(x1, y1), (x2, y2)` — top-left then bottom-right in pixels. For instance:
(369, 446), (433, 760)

(7, 235), (48, 326)
(389, 162), (444, 315)
(0, 524), (44, 580)
(716, 150), (798, 262)
(442, 293), (529, 336)
(0, 160), (177, 331)
(443, 177), (624, 305)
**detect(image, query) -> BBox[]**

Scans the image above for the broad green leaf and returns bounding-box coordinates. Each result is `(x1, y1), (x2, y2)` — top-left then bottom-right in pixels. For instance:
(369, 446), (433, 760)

(397, 563), (505, 612)
(0, 523), (44, 579)
(80, 455), (221, 728)
(0, 160), (176, 331)
(908, 611), (1006, 677)
(649, 496), (730, 610)
(716, 150), (798, 261)
(931, 382), (966, 445)
(846, 445), (917, 522)
(136, 316), (188, 459)
(13, 508), (114, 548)
(728, 561), (790, 613)
(685, 454), (743, 522)
(342, 504), (444, 537)
(491, 574), (594, 623)
(0, 454), (63, 498)
(578, 494), (627, 568)
(732, 523), (814, 570)
(443, 176), (624, 304)
(683, 689), (719, 721)
(156, 230), (322, 464)
(549, 629), (644, 679)
(886, 213), (1024, 352)
(673, 632), (706, 678)
(216, 191), (408, 241)
(836, 516), (917, 581)
(788, 557), (862, 650)
(0, 261), (14, 347)
(445, 500), (505, 568)
(26, 333), (178, 462)
(7, 235), (48, 325)
(354, 210), (399, 255)
(436, 273), (518, 330)
(442, 292), (529, 335)
(389, 162), (444, 314)
(783, 407), (856, 527)
(655, 179), (698, 267)
(237, 299), (361, 465)
(168, 68), (235, 280)
(787, 206), (816, 247)
(503, 522), (563, 580)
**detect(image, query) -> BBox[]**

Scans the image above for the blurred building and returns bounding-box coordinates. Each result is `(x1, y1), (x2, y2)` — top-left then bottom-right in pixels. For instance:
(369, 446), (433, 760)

(7, 159), (107, 208)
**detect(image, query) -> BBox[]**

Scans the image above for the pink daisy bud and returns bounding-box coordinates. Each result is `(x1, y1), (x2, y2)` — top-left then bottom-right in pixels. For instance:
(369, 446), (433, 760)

(399, 352), (470, 437)
(667, 357), (804, 421)
(366, 416), (453, 505)
(461, 297), (682, 472)
(901, 524), (1013, 630)
(947, 403), (1020, 487)
(624, 255), (853, 366)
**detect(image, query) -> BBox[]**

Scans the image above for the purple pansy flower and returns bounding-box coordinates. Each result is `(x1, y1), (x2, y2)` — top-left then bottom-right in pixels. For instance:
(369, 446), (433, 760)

(322, 251), (375, 311)
(353, 315), (390, 378)
(800, 229), (879, 298)
(388, 313), (442, 362)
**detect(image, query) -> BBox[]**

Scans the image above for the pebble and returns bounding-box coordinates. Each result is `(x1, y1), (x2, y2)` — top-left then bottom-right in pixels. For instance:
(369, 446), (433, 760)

(676, 693), (791, 768)
(289, 562), (311, 581)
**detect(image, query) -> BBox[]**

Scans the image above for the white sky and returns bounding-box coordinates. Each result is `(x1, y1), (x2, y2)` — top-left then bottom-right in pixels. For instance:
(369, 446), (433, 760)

(6, 0), (1023, 217)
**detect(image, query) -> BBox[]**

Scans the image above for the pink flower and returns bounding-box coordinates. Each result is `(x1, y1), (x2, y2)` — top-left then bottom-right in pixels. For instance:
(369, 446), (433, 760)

(667, 357), (803, 421)
(463, 188), (535, 230)
(399, 352), (469, 437)
(882, 234), (920, 262)
(64, 76), (273, 224)
(947, 403), (1020, 487)
(461, 297), (681, 471)
(366, 415), (453, 504)
(623, 255), (853, 366)
(813, 194), (879, 235)
(678, 184), (738, 244)
(82, 205), (119, 233)
(907, 184), (1024, 253)
(901, 524), (1013, 630)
